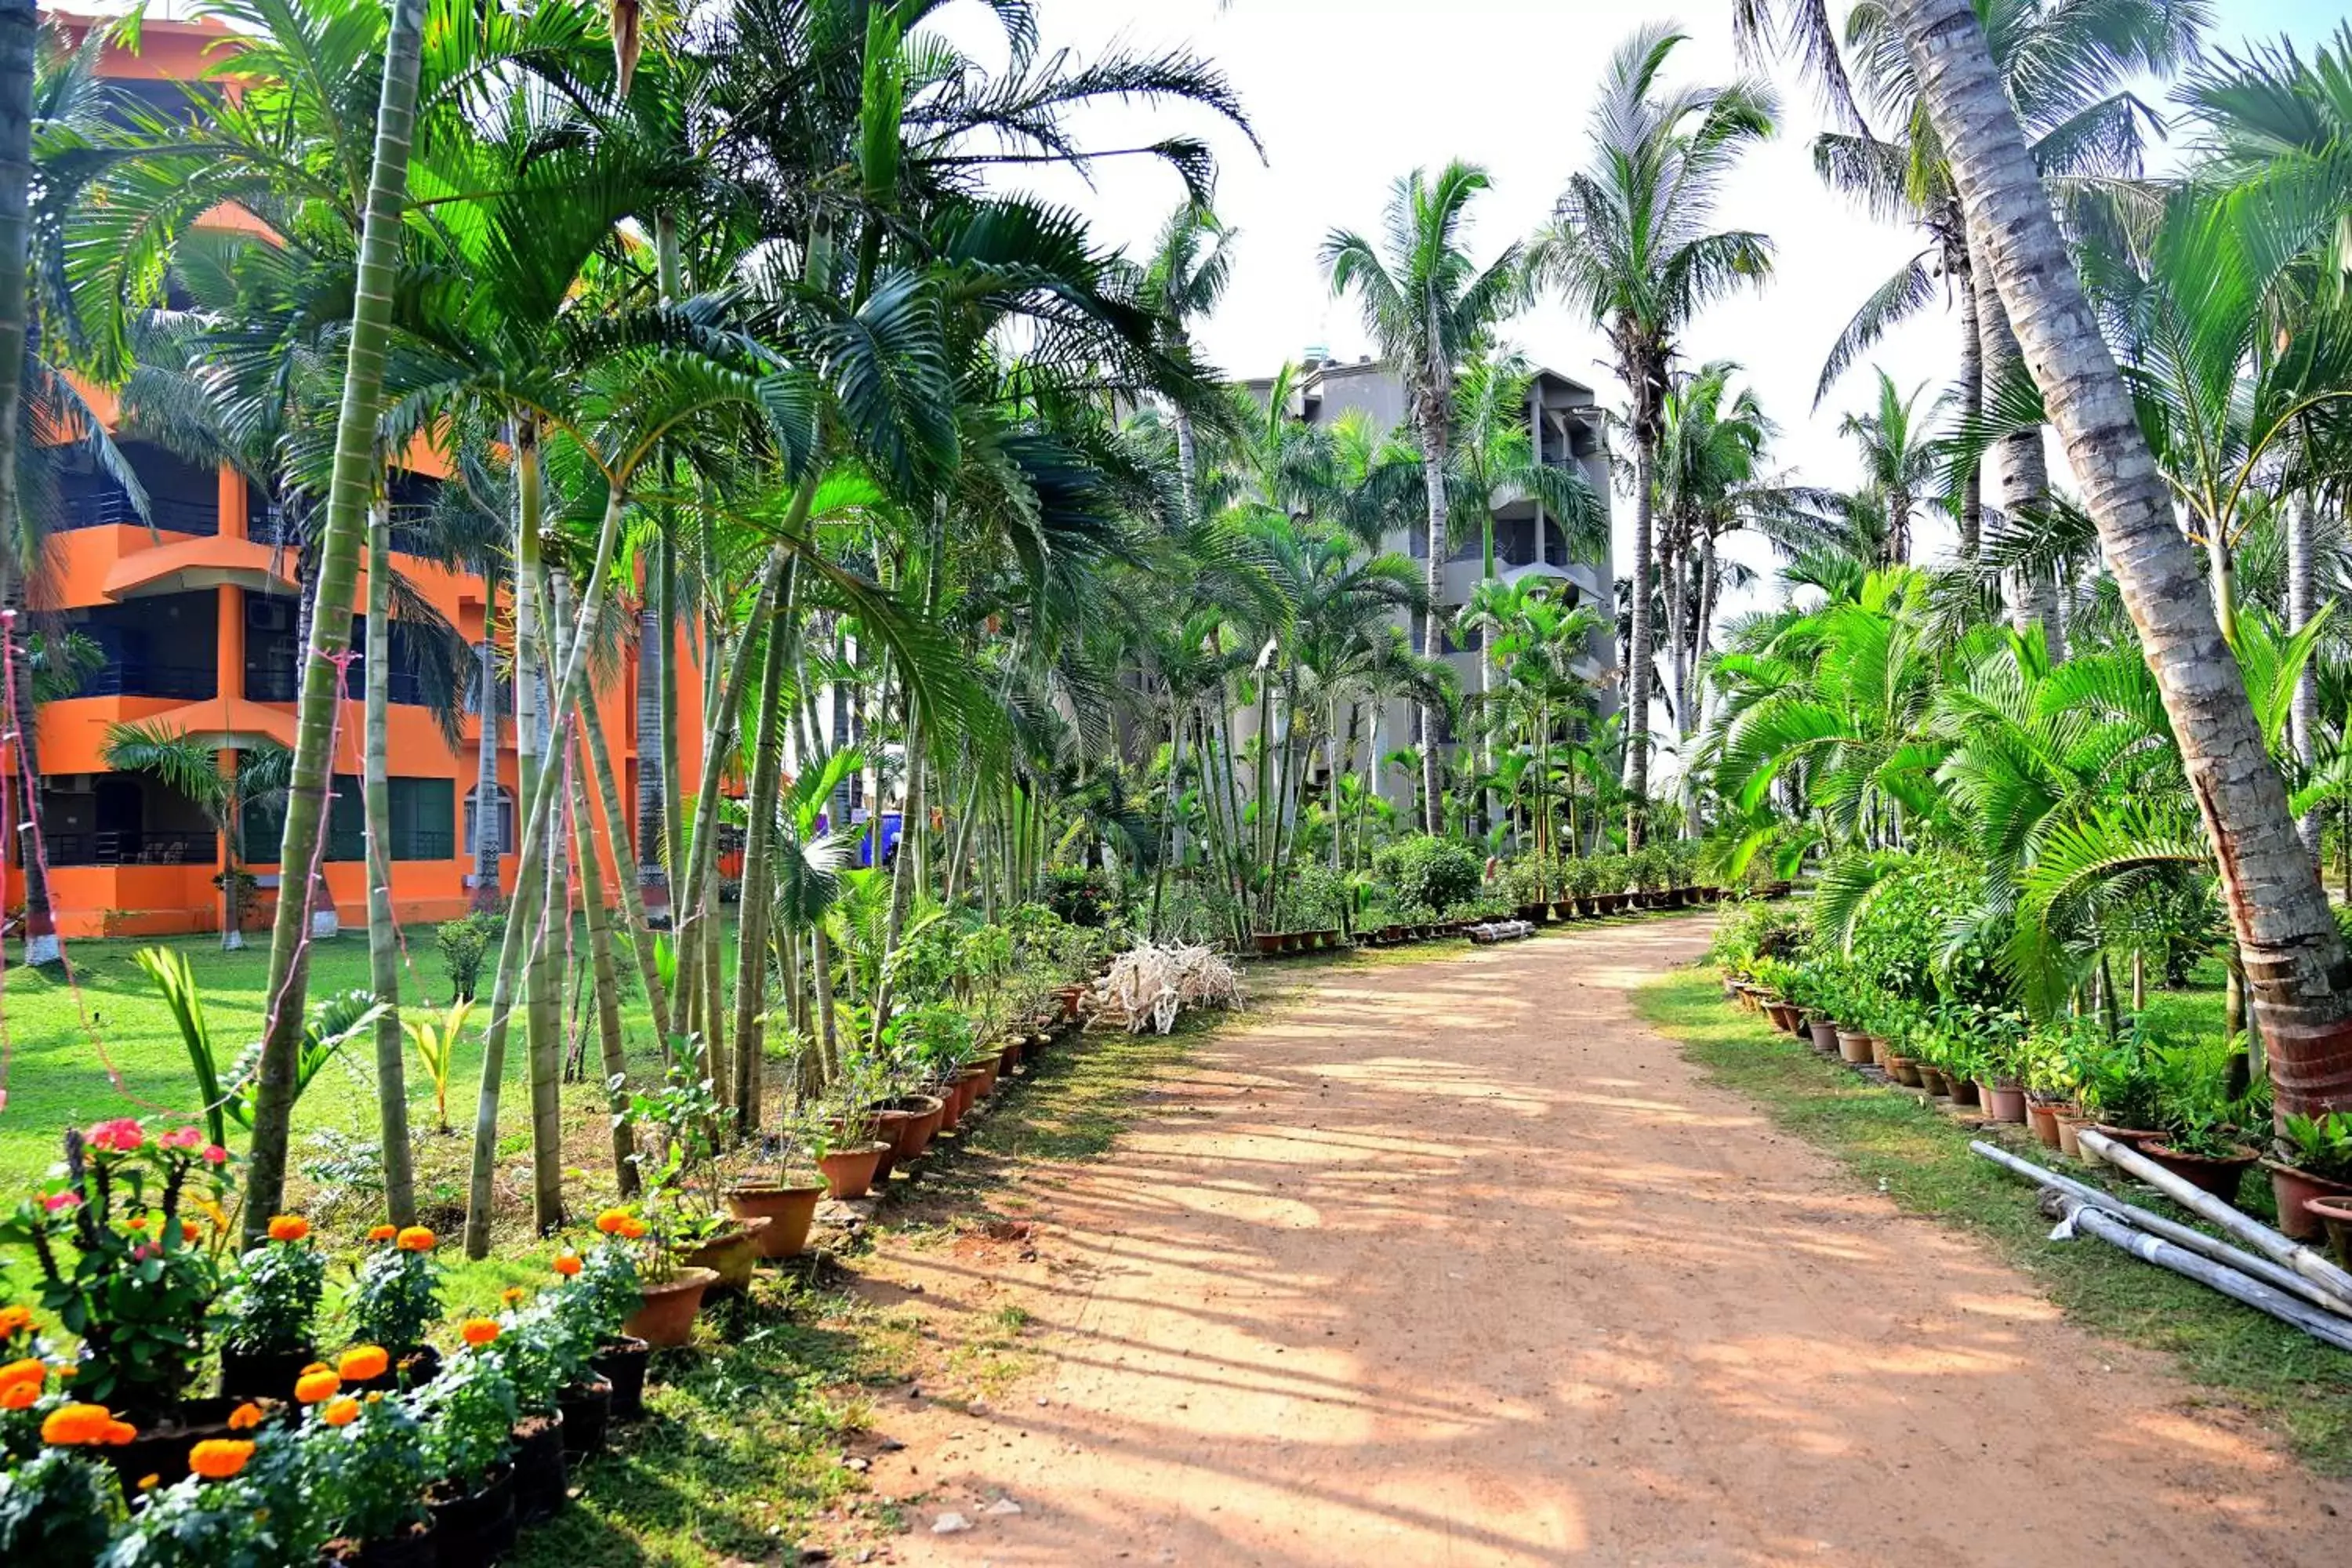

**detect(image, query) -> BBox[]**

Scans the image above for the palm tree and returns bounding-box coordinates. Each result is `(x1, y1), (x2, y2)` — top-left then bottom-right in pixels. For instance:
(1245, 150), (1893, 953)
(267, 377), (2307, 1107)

(1530, 27), (1776, 847)
(100, 725), (294, 953)
(1141, 201), (1237, 526)
(1322, 162), (1523, 832)
(1882, 0), (2352, 1117)
(1838, 369), (1948, 566)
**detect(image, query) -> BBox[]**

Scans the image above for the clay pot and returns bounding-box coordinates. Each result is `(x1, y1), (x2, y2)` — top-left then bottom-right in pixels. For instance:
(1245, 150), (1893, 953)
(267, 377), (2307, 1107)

(1057, 984), (1086, 1022)
(886, 1094), (946, 1163)
(321, 1519), (437, 1567)
(1947, 1076), (1981, 1108)
(2083, 1123), (2165, 1170)
(869, 1108), (916, 1179)
(953, 1065), (990, 1117)
(105, 1396), (256, 1490)
(511, 1410), (568, 1523)
(2307, 1196), (2352, 1270)
(218, 1344), (314, 1403)
(1915, 1064), (1948, 1097)
(1885, 1053), (1923, 1089)
(1806, 1019), (1840, 1054)
(2026, 1099), (2064, 1149)
(1835, 1029), (1874, 1065)
(591, 1335), (650, 1421)
(997, 1040), (1023, 1078)
(968, 1057), (1003, 1098)
(817, 1141), (891, 1200)
(1765, 1000), (1803, 1034)
(681, 1217), (771, 1294)
(620, 1266), (720, 1348)
(1251, 932), (1283, 956)
(2054, 1109), (2094, 1160)
(2261, 1160), (2352, 1243)
(2142, 1142), (2260, 1206)
(1869, 1035), (1893, 1069)
(426, 1467), (516, 1568)
(1978, 1080), (2029, 1124)
(557, 1374), (612, 1460)
(728, 1181), (825, 1258)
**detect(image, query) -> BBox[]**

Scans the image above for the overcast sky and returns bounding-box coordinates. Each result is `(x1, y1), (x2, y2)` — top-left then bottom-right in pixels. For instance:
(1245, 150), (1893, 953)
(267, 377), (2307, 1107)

(938, 0), (2343, 598)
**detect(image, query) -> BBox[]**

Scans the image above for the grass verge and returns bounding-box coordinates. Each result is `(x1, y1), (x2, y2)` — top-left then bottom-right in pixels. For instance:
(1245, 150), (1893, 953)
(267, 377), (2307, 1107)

(1635, 963), (2352, 1475)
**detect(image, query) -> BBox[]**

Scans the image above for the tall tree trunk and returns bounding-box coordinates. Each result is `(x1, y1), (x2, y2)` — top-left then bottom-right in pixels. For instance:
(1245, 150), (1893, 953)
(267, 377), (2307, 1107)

(244, 0), (427, 1239)
(526, 564), (574, 1236)
(363, 496), (416, 1225)
(578, 687), (671, 1041)
(565, 720), (635, 1195)
(470, 577), (501, 912)
(1970, 235), (2062, 656)
(729, 568), (797, 1137)
(634, 597), (667, 913)
(1955, 235), (1983, 560)
(658, 535), (683, 916)
(2288, 488), (2320, 857)
(1895, 0), (2352, 1118)
(1625, 431), (1656, 849)
(1418, 419), (1450, 834)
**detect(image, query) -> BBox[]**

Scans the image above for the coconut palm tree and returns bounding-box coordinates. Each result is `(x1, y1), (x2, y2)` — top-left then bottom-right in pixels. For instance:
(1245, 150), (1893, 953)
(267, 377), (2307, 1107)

(1141, 201), (1237, 525)
(1882, 0), (2352, 1117)
(1529, 27), (1776, 847)
(1321, 162), (1523, 832)
(100, 725), (294, 953)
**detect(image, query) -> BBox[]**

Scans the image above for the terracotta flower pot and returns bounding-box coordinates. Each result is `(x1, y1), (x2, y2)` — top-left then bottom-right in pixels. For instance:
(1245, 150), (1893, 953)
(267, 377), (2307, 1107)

(1915, 1064), (1948, 1096)
(1806, 1019), (1840, 1054)
(591, 1335), (650, 1421)
(2142, 1142), (2260, 1207)
(818, 1141), (891, 1200)
(1252, 932), (1283, 956)
(1886, 1053), (1923, 1088)
(1058, 984), (1086, 1022)
(1978, 1080), (2028, 1124)
(621, 1266), (720, 1348)
(1869, 1035), (1893, 1069)
(2306, 1196), (2352, 1270)
(727, 1181), (825, 1258)
(681, 1217), (772, 1294)
(869, 1109), (916, 1179)
(2261, 1160), (2352, 1243)
(1947, 1076), (1981, 1108)
(997, 1040), (1023, 1077)
(886, 1094), (946, 1163)
(1835, 1029), (1874, 1065)
(426, 1467), (516, 1568)
(2026, 1099), (2063, 1149)
(969, 1057), (1003, 1098)
(2054, 1109), (2094, 1160)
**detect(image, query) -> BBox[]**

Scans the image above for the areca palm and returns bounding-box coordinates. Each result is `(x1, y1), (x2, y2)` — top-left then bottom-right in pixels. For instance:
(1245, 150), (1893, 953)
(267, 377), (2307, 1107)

(99, 726), (293, 951)
(1530, 27), (1776, 846)
(1322, 161), (1523, 830)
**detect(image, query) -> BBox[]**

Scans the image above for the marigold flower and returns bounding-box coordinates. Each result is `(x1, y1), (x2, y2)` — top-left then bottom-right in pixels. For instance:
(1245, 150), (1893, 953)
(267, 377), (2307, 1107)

(0, 1381), (37, 1410)
(368, 1224), (397, 1242)
(0, 1305), (32, 1337)
(301, 1362), (331, 1377)
(294, 1370), (341, 1404)
(394, 1225), (436, 1253)
(552, 1252), (582, 1278)
(594, 1207), (630, 1236)
(459, 1318), (500, 1347)
(85, 1118), (144, 1153)
(40, 1403), (114, 1446)
(337, 1345), (389, 1382)
(227, 1403), (264, 1432)
(187, 1439), (254, 1480)
(267, 1214), (310, 1243)
(125, 1216), (148, 1230)
(181, 1221), (201, 1243)
(53, 1363), (74, 1379)
(618, 1217), (648, 1240)
(321, 1396), (360, 1428)
(102, 1420), (136, 1445)
(0, 1356), (42, 1389)
(138, 1473), (160, 1491)
(501, 1286), (528, 1306)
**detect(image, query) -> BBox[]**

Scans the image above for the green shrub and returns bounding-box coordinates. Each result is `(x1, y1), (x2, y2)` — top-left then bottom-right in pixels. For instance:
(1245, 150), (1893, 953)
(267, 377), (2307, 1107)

(1040, 866), (1118, 928)
(1372, 835), (1484, 916)
(1274, 861), (1349, 930)
(435, 913), (502, 1002)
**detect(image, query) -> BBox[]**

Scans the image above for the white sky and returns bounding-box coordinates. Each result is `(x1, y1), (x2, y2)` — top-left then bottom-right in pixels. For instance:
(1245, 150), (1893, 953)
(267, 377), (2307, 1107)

(943, 0), (2346, 601)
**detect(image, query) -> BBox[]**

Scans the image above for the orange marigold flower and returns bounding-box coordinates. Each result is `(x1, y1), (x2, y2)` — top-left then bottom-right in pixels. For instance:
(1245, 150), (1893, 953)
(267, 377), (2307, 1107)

(40, 1403), (114, 1446)
(368, 1224), (397, 1242)
(227, 1403), (264, 1432)
(53, 1364), (74, 1379)
(458, 1318), (500, 1347)
(301, 1362), (331, 1377)
(0, 1382), (37, 1410)
(181, 1221), (202, 1243)
(337, 1345), (389, 1383)
(187, 1439), (254, 1480)
(501, 1287), (528, 1306)
(552, 1252), (582, 1278)
(0, 1355), (43, 1389)
(594, 1207), (630, 1236)
(125, 1216), (147, 1230)
(266, 1214), (309, 1243)
(395, 1226), (436, 1253)
(293, 1370), (341, 1404)
(0, 1304), (33, 1337)
(321, 1396), (360, 1428)
(137, 1474), (160, 1491)
(102, 1420), (136, 1446)
(618, 1217), (648, 1240)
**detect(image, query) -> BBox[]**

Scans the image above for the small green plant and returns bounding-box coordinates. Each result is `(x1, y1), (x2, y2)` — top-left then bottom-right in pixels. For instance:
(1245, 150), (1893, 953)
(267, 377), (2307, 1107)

(303, 1391), (430, 1552)
(402, 997), (474, 1134)
(216, 1218), (327, 1359)
(413, 1345), (519, 1496)
(0, 1448), (122, 1567)
(1371, 835), (1483, 916)
(434, 913), (502, 1002)
(2278, 1111), (2352, 1183)
(343, 1230), (445, 1358)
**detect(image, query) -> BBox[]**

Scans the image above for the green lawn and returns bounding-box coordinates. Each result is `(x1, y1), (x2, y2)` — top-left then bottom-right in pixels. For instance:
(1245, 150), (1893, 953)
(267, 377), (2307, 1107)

(1637, 963), (2352, 1473)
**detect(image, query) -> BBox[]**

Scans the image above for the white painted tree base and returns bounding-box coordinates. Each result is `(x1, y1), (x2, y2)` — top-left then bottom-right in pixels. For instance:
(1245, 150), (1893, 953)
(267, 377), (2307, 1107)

(22, 934), (59, 965)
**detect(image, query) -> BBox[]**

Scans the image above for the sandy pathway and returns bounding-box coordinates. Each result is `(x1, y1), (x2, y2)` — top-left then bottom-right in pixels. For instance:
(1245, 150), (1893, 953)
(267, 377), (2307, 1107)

(861, 918), (2349, 1566)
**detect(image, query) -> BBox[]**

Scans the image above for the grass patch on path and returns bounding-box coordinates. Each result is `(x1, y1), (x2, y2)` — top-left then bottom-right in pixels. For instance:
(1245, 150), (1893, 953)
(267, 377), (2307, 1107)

(1636, 964), (2352, 1474)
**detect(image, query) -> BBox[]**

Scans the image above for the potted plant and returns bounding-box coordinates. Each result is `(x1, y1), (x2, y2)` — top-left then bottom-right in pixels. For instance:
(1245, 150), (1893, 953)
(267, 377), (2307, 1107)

(2265, 1112), (2352, 1242)
(625, 1066), (772, 1290)
(100, 1417), (321, 1567)
(478, 1312), (568, 1525)
(598, 1207), (717, 1350)
(215, 1213), (326, 1401)
(343, 1227), (446, 1392)
(2143, 1116), (2262, 1205)
(412, 1341), (520, 1568)
(0, 1359), (126, 1567)
(565, 1241), (651, 1421)
(2074, 1028), (2169, 1167)
(307, 1382), (435, 1566)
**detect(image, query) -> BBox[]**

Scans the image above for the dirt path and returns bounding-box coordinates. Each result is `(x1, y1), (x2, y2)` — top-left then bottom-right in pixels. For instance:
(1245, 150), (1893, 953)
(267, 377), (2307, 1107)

(856, 919), (2349, 1566)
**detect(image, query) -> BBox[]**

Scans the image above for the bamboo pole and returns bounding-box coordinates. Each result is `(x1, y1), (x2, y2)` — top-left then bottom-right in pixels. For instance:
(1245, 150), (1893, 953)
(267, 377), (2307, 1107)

(2042, 1192), (2352, 1353)
(2076, 1130), (2352, 1309)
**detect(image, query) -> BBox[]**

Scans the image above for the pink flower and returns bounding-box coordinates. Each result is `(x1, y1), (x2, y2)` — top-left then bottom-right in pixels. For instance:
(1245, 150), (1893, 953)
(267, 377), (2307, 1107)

(159, 1127), (203, 1151)
(131, 1243), (158, 1262)
(85, 1119), (144, 1154)
(200, 1145), (228, 1166)
(42, 1192), (82, 1213)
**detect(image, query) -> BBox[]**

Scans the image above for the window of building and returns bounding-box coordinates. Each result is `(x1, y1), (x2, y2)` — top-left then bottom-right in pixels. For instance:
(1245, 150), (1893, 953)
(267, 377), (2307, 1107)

(242, 775), (452, 863)
(464, 786), (516, 857)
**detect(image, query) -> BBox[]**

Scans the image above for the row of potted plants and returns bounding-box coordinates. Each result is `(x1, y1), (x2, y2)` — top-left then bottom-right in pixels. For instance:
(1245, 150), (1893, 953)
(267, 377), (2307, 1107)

(1724, 956), (2352, 1261)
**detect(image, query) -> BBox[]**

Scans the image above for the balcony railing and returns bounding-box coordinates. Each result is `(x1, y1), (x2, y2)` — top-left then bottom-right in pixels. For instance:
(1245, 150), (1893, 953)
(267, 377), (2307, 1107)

(75, 659), (217, 702)
(245, 663), (299, 702)
(60, 486), (219, 536)
(45, 829), (219, 867)
(247, 662), (427, 706)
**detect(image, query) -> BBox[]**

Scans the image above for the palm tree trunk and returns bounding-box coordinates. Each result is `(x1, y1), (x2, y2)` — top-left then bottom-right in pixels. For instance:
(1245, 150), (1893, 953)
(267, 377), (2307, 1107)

(1626, 431), (1656, 849)
(1419, 423), (1450, 834)
(564, 722), (635, 1195)
(658, 535), (684, 914)
(470, 577), (501, 912)
(634, 598), (666, 912)
(1969, 237), (2062, 656)
(1895, 0), (2352, 1118)
(1955, 238), (1983, 561)
(363, 495), (416, 1225)
(0, 2), (42, 967)
(729, 567), (797, 1136)
(577, 684), (671, 1041)
(243, 0), (428, 1239)
(1174, 407), (1202, 527)
(2288, 488), (2319, 857)
(526, 565), (575, 1235)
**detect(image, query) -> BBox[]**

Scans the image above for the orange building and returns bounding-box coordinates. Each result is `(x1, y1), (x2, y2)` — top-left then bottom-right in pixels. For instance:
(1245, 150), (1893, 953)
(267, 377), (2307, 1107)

(3, 12), (699, 944)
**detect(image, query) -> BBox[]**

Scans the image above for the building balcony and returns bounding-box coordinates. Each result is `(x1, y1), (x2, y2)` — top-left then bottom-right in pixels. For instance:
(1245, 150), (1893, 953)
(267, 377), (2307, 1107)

(45, 828), (219, 867)
(73, 657), (217, 702)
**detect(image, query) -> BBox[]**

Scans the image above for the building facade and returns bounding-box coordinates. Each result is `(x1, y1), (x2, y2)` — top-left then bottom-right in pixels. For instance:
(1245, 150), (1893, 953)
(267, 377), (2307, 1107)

(1239, 355), (1616, 812)
(3, 12), (699, 943)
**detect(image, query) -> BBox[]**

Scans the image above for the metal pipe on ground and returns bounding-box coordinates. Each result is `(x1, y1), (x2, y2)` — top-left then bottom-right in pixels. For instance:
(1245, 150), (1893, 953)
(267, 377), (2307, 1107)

(2076, 1129), (2352, 1312)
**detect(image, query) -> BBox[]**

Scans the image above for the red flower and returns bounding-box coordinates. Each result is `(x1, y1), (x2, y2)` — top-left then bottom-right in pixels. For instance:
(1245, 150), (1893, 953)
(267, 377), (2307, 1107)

(41, 1192), (81, 1214)
(158, 1126), (204, 1152)
(85, 1119), (144, 1154)
(201, 1144), (228, 1165)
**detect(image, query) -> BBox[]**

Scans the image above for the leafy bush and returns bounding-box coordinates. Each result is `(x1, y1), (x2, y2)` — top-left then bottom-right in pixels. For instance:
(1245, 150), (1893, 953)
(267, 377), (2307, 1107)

(1040, 866), (1119, 928)
(1273, 861), (1348, 931)
(1372, 835), (1483, 916)
(435, 913), (501, 1002)
(1707, 900), (1809, 975)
